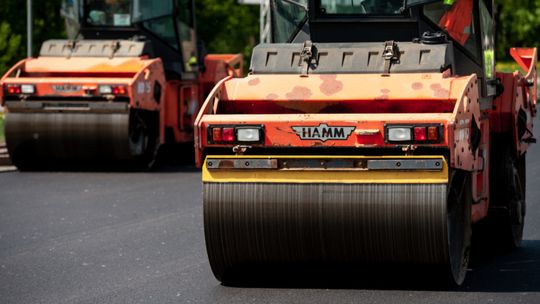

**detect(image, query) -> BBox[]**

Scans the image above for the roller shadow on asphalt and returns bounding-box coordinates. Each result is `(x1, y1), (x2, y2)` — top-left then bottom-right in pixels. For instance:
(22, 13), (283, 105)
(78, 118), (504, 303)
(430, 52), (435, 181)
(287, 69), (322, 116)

(217, 240), (540, 292)
(465, 240), (540, 292)
(4, 142), (200, 173)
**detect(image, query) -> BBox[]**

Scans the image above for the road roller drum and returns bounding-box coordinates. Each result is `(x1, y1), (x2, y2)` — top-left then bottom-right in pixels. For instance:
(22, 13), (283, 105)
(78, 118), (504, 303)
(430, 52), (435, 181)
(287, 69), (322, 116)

(202, 156), (472, 284)
(3, 104), (159, 169)
(6, 112), (129, 164)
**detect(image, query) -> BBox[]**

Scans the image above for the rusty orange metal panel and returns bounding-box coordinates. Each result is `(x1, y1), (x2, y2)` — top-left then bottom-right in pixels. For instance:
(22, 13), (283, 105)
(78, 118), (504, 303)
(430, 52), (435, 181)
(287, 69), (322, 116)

(491, 48), (537, 156)
(221, 73), (470, 102)
(471, 117), (490, 223)
(0, 59), (27, 106)
(2, 58), (164, 112)
(163, 80), (199, 143)
(449, 75), (481, 171)
(23, 57), (152, 74)
(129, 59), (165, 111)
(194, 73), (480, 168)
(491, 72), (516, 134)
(200, 113), (453, 148)
(199, 54), (243, 99)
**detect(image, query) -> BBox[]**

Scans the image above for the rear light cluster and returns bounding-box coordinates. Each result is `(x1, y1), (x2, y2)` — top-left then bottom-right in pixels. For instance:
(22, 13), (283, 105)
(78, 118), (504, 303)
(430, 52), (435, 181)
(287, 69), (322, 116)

(5, 84), (35, 95)
(208, 125), (264, 144)
(385, 125), (442, 143)
(98, 85), (127, 96)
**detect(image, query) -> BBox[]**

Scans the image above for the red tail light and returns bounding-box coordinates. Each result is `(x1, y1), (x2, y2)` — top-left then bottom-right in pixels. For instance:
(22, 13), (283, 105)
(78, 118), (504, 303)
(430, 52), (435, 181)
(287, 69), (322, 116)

(208, 125), (264, 144)
(386, 124), (443, 144)
(6, 84), (22, 95)
(414, 127), (427, 141)
(112, 86), (127, 95)
(222, 128), (235, 142)
(99, 85), (128, 96)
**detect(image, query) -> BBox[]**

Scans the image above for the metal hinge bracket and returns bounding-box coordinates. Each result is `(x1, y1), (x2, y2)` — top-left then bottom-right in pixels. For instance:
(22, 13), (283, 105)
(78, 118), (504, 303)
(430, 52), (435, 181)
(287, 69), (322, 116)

(382, 41), (400, 75)
(300, 40), (315, 76)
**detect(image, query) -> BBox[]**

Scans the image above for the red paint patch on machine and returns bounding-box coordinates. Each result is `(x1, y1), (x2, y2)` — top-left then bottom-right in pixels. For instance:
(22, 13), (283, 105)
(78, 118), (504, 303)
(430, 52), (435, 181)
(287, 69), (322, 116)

(319, 75), (344, 96)
(430, 83), (450, 98)
(248, 77), (260, 86)
(266, 93), (279, 100)
(375, 89), (391, 100)
(411, 82), (423, 90)
(286, 86), (312, 100)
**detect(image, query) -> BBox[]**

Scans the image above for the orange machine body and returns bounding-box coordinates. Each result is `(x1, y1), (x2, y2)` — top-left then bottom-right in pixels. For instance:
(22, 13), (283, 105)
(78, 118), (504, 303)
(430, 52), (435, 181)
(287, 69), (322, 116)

(195, 48), (537, 224)
(1, 53), (242, 145)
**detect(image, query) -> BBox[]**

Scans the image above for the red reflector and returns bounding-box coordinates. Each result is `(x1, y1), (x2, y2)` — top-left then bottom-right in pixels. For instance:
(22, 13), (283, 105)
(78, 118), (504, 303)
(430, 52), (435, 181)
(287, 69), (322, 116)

(414, 127), (427, 141)
(222, 128), (235, 142)
(355, 130), (381, 146)
(428, 126), (439, 141)
(212, 128), (222, 142)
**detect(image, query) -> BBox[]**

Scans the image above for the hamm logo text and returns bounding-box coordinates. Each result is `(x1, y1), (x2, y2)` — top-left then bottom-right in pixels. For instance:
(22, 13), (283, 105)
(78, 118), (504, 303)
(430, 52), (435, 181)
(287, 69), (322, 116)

(292, 124), (355, 142)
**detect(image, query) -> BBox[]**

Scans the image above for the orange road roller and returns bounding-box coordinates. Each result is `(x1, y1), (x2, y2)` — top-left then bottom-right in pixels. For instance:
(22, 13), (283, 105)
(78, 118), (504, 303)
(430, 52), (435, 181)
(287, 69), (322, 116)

(195, 0), (537, 285)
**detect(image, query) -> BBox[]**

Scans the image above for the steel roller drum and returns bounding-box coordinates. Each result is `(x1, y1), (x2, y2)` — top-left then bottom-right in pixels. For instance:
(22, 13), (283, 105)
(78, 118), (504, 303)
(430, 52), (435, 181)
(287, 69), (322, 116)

(5, 112), (133, 167)
(203, 164), (471, 284)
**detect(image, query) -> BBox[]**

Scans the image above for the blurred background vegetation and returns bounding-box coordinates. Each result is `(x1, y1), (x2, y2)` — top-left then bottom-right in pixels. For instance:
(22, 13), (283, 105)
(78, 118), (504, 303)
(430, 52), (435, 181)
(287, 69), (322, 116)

(1, 0), (540, 75)
(0, 0), (259, 76)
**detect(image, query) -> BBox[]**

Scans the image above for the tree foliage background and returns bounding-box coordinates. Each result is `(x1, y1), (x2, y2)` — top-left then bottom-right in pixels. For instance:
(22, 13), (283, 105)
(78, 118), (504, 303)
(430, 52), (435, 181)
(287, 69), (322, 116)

(195, 0), (259, 63)
(494, 0), (540, 59)
(0, 1), (65, 74)
(0, 0), (540, 75)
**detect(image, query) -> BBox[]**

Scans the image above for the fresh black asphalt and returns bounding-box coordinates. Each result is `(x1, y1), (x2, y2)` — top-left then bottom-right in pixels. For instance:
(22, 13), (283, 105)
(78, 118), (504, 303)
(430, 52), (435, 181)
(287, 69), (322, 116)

(0, 123), (539, 304)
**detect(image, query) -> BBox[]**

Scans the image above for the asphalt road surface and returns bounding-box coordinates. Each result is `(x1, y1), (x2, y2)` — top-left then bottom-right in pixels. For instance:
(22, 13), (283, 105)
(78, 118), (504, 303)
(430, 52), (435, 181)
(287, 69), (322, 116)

(1, 123), (539, 304)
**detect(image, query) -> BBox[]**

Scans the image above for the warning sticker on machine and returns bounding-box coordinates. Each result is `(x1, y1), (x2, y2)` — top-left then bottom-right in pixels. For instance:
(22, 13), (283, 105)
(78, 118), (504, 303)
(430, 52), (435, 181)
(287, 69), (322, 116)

(292, 123), (355, 142)
(137, 81), (151, 94)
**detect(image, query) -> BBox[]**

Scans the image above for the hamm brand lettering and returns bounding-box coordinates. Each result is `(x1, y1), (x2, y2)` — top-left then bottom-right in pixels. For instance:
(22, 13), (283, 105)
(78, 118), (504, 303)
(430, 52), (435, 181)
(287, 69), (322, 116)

(292, 123), (355, 142)
(52, 84), (82, 93)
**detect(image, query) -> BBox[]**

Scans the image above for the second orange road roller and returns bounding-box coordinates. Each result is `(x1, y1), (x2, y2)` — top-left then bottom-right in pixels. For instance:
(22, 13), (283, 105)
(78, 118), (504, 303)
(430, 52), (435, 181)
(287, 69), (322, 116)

(195, 0), (537, 285)
(0, 0), (242, 169)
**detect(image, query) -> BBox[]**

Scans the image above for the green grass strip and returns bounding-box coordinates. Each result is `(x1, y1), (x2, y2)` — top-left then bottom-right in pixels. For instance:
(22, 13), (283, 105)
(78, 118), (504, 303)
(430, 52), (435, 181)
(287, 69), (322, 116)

(496, 61), (540, 74)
